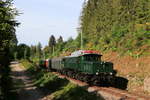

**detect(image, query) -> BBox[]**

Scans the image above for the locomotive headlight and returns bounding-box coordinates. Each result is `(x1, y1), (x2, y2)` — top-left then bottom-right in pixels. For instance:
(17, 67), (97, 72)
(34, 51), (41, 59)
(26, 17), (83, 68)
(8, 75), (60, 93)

(96, 72), (99, 75)
(110, 72), (113, 75)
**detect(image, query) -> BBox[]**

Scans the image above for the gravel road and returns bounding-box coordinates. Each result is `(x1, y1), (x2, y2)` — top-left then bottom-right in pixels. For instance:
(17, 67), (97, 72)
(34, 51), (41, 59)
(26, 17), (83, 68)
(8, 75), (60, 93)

(10, 62), (50, 100)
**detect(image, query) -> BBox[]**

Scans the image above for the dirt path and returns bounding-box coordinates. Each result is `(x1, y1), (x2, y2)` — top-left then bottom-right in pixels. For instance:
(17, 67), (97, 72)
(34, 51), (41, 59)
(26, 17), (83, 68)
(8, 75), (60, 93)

(10, 62), (49, 100)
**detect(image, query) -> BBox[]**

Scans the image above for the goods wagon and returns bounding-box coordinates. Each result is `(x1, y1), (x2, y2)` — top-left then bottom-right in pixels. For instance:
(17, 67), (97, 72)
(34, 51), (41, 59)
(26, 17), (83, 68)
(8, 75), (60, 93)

(51, 57), (64, 70)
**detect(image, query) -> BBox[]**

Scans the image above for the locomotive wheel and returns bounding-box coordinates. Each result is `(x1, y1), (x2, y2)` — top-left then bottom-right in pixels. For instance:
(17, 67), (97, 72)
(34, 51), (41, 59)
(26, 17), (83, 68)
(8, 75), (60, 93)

(67, 71), (73, 78)
(72, 72), (76, 79)
(75, 73), (80, 80)
(83, 75), (91, 83)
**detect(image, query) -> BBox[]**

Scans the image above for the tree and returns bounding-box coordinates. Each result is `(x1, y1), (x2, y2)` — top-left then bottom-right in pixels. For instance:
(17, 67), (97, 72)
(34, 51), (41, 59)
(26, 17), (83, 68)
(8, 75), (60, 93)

(0, 0), (19, 51)
(30, 45), (37, 57)
(43, 46), (50, 58)
(48, 35), (56, 47)
(57, 36), (63, 43)
(0, 0), (19, 99)
(36, 42), (42, 59)
(17, 44), (30, 59)
(56, 36), (64, 52)
(48, 35), (56, 54)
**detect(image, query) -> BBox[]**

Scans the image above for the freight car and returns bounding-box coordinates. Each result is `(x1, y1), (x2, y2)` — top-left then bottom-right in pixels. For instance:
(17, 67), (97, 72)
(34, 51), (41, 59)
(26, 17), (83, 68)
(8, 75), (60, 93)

(39, 50), (116, 85)
(39, 60), (46, 69)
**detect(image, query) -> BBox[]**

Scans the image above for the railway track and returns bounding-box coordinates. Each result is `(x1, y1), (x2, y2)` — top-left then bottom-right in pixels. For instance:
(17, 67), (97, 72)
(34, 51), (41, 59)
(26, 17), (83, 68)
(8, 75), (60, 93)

(53, 72), (150, 100)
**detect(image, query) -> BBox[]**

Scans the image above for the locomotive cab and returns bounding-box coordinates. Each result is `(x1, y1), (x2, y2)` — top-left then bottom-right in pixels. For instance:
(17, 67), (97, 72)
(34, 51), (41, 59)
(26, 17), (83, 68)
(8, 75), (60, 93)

(77, 50), (115, 76)
(78, 51), (116, 84)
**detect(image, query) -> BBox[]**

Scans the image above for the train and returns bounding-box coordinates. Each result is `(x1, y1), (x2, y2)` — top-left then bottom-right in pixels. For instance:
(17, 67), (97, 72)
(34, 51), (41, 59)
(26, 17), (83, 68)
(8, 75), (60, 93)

(38, 50), (117, 85)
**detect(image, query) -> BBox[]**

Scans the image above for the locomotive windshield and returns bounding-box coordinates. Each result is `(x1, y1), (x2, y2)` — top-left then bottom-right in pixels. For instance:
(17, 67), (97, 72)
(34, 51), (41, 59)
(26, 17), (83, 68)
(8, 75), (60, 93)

(83, 54), (101, 61)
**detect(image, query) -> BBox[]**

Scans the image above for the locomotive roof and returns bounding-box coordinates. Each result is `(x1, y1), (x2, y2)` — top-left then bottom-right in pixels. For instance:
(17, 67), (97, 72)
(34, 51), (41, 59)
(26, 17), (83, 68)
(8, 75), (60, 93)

(65, 50), (102, 57)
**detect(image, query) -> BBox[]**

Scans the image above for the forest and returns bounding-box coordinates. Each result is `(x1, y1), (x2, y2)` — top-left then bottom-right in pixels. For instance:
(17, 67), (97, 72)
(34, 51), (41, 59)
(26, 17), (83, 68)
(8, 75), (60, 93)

(79, 0), (150, 56)
(0, 0), (150, 99)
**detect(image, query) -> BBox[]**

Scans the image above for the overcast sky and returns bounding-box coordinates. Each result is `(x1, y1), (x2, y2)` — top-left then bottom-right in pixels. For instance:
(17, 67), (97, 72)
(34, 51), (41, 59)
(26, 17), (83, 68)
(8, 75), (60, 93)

(13, 0), (85, 47)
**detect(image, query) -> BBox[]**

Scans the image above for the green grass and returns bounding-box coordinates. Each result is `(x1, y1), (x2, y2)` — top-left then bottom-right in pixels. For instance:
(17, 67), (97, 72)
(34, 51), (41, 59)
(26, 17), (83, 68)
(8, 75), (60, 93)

(20, 59), (36, 73)
(51, 83), (103, 100)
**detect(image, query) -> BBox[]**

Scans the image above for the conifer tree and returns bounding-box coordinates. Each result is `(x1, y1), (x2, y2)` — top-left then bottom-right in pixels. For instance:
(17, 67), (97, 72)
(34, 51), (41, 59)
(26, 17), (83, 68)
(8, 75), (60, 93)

(48, 35), (56, 54)
(57, 36), (63, 43)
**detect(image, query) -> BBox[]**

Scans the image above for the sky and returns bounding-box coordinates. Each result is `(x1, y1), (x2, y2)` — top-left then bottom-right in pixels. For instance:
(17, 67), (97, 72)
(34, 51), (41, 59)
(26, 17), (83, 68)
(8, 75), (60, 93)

(13, 0), (85, 47)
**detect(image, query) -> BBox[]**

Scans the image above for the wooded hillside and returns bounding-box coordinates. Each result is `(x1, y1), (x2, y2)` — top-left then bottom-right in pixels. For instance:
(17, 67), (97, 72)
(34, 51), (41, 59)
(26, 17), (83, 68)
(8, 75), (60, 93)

(79, 0), (150, 56)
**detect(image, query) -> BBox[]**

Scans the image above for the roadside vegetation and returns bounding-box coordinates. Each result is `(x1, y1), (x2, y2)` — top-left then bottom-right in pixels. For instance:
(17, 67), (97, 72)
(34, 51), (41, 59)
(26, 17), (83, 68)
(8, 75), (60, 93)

(21, 60), (102, 100)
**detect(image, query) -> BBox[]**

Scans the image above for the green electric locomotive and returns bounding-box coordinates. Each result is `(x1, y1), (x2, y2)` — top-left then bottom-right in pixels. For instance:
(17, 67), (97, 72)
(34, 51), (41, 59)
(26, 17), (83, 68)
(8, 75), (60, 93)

(62, 50), (116, 84)
(39, 50), (116, 85)
(63, 50), (114, 75)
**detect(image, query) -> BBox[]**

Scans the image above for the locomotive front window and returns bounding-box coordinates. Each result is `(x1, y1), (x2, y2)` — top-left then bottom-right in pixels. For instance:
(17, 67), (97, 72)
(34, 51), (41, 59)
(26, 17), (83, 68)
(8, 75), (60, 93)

(83, 54), (101, 61)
